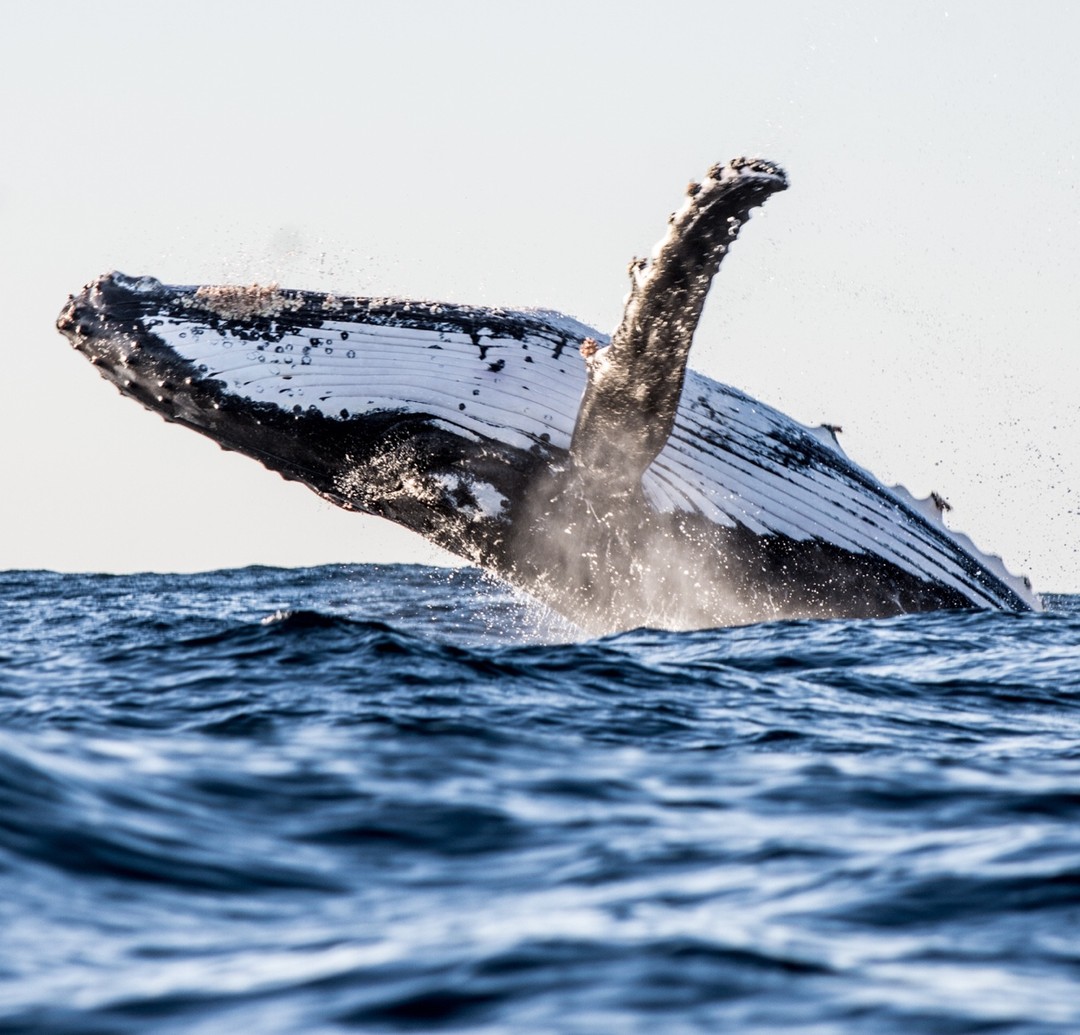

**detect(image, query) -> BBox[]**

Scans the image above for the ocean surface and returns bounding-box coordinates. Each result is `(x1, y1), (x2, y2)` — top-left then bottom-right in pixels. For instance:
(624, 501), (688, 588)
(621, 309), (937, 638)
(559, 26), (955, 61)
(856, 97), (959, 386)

(2, 564), (1079, 1034)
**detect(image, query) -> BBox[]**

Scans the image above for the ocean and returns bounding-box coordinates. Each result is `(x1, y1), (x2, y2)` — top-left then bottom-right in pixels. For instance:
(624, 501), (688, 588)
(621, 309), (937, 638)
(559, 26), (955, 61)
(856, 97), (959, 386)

(1, 564), (1078, 1034)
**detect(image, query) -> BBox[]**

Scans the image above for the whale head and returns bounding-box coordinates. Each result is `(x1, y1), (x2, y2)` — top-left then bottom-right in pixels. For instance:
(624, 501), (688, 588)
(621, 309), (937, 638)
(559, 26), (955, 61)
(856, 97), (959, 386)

(56, 272), (588, 565)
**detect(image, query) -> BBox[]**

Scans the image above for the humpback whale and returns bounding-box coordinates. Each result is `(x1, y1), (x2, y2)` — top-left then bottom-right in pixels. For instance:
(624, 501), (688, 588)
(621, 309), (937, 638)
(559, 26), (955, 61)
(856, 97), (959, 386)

(57, 158), (1038, 632)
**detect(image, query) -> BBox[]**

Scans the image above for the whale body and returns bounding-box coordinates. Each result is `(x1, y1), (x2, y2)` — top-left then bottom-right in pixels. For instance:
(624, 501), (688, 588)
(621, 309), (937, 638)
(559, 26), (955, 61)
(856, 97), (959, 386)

(57, 160), (1038, 632)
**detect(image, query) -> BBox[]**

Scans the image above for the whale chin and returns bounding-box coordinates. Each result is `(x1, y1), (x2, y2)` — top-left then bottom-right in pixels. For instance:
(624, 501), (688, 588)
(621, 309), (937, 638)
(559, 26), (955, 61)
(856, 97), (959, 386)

(58, 160), (1040, 632)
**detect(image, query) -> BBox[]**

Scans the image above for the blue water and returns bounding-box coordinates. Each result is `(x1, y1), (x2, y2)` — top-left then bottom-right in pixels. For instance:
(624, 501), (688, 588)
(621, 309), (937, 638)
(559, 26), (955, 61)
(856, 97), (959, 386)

(2, 565), (1079, 1034)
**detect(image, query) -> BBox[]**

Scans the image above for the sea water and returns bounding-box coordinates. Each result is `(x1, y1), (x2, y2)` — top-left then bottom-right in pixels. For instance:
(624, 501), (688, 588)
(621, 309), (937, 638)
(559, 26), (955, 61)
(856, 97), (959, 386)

(1, 565), (1078, 1033)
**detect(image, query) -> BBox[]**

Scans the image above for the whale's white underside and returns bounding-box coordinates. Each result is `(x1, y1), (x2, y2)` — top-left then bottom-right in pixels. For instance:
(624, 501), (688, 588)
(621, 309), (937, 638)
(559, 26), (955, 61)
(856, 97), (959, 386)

(149, 299), (1038, 612)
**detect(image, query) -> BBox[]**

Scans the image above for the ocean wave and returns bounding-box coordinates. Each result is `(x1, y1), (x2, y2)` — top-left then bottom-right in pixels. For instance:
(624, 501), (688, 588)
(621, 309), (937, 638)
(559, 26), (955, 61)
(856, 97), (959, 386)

(2, 566), (1080, 1032)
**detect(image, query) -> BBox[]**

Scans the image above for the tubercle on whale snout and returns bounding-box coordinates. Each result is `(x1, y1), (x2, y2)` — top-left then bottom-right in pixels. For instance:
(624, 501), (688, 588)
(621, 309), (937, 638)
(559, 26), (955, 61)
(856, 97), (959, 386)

(56, 297), (93, 340)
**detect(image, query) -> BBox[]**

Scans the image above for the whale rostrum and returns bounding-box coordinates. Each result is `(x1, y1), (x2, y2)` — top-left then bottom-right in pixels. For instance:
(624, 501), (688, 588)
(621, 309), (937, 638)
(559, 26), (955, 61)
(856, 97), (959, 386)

(57, 158), (1039, 632)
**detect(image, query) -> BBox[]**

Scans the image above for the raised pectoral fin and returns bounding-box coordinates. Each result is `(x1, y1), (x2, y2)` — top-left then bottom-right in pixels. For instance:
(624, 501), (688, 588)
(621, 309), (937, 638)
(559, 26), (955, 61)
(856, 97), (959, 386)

(569, 158), (788, 490)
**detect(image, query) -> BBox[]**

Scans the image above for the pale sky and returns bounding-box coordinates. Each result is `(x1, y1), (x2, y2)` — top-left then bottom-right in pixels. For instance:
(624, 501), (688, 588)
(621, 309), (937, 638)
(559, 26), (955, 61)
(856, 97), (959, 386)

(3, 1), (1078, 590)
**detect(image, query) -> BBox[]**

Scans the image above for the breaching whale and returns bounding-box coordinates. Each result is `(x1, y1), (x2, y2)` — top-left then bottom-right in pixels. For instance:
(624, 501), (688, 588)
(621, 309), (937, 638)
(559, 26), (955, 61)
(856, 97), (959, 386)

(57, 158), (1038, 632)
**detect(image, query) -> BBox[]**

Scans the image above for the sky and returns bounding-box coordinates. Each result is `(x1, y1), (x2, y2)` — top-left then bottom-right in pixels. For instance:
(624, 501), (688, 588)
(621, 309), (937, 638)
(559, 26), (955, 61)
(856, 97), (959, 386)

(2, 1), (1078, 590)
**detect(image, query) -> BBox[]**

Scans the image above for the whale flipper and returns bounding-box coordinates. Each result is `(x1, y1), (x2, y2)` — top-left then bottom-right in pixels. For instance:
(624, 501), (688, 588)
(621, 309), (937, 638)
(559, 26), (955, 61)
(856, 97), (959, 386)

(571, 158), (787, 491)
(57, 159), (1039, 631)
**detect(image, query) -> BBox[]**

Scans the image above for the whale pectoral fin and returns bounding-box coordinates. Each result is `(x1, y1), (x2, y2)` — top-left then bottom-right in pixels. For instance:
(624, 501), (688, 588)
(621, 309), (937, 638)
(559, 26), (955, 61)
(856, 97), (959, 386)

(569, 158), (788, 491)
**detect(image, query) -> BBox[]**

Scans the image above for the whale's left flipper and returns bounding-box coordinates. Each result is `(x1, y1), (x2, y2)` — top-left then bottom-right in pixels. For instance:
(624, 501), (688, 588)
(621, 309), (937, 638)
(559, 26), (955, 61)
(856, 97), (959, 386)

(570, 158), (787, 491)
